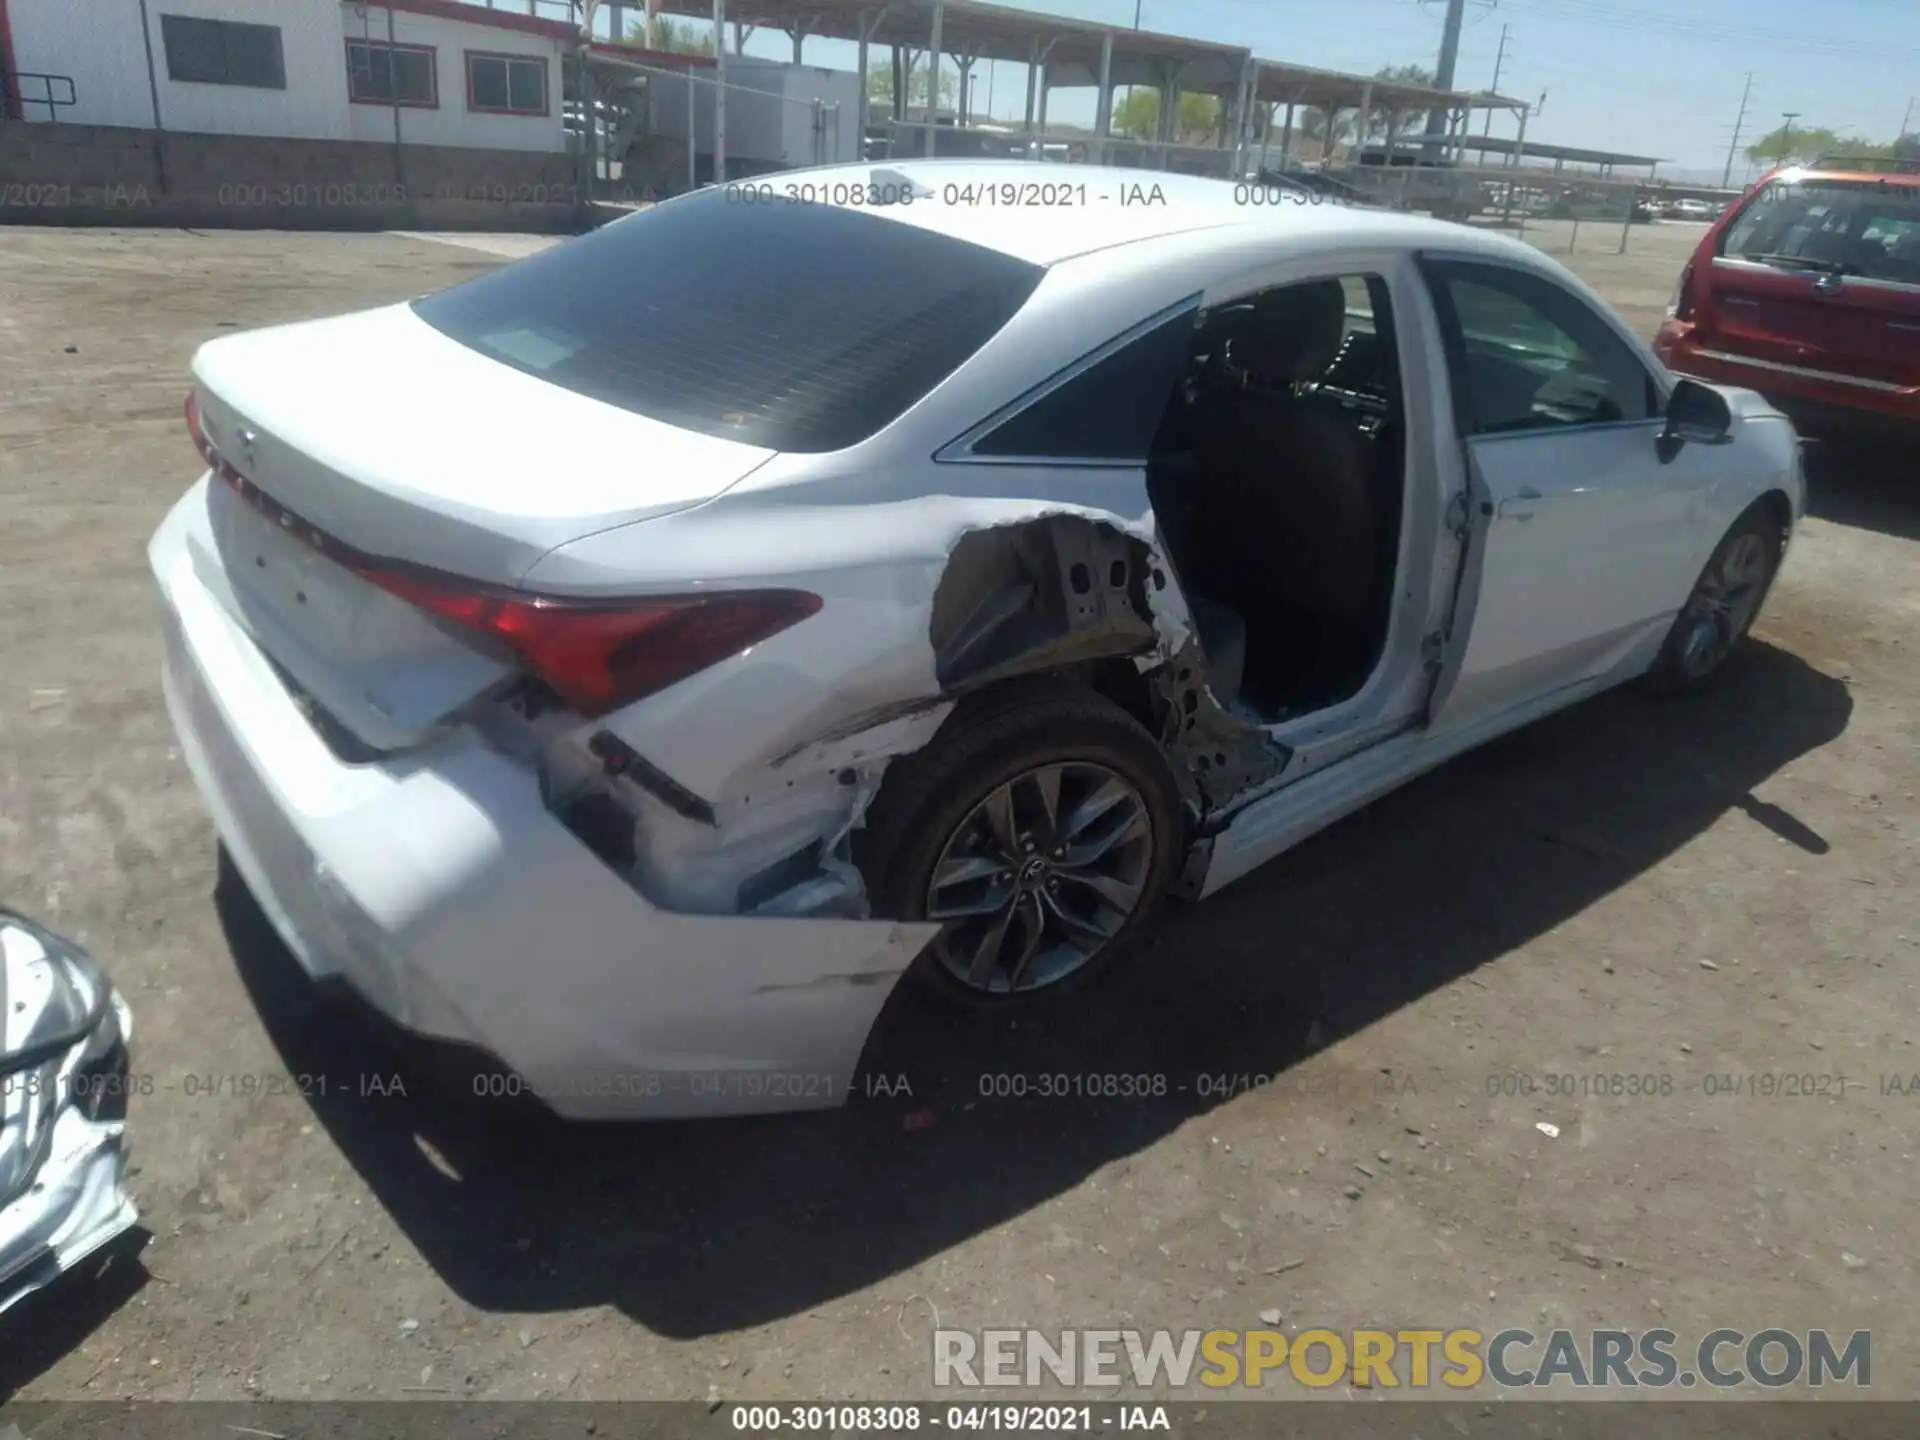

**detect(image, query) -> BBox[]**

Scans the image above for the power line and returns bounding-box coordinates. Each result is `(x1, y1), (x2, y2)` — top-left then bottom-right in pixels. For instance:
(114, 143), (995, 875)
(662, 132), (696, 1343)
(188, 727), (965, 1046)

(1482, 21), (1508, 135)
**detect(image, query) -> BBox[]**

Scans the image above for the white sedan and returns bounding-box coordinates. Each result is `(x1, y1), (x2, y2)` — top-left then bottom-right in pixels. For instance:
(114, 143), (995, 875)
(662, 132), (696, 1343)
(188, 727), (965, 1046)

(150, 162), (1803, 1119)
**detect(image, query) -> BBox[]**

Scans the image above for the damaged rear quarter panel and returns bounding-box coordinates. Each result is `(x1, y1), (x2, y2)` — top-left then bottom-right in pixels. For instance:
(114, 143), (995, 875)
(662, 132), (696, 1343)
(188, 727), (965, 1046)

(522, 465), (1286, 922)
(504, 253), (1301, 993)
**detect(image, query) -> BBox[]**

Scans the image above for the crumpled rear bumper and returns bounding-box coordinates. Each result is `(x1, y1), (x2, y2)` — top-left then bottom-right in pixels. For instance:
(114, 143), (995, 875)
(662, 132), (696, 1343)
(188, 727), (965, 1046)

(0, 986), (138, 1319)
(152, 485), (940, 1121)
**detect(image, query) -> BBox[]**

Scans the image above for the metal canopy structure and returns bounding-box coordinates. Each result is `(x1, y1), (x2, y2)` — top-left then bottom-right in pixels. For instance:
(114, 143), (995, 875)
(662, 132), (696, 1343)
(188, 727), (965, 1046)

(582, 0), (1531, 184)
(1248, 59), (1512, 116)
(633, 0), (1522, 112)
(1450, 134), (1664, 170)
(645, 0), (1237, 92)
(746, 0), (1249, 92)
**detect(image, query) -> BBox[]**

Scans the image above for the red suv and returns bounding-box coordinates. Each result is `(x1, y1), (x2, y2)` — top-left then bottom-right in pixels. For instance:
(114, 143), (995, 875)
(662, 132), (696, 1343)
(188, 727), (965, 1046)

(1654, 156), (1920, 436)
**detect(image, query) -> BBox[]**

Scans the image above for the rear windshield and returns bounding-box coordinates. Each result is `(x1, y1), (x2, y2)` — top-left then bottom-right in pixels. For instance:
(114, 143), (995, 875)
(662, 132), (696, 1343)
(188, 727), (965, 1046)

(1720, 179), (1920, 286)
(412, 190), (1045, 453)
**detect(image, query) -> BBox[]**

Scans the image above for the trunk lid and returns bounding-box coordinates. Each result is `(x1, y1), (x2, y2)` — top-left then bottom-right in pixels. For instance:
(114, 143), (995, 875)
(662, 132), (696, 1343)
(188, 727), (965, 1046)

(188, 305), (776, 749)
(192, 304), (775, 579)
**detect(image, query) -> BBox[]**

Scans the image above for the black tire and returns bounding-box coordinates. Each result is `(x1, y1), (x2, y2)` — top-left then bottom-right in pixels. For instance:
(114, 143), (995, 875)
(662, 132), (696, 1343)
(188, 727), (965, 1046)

(858, 678), (1185, 1010)
(1641, 504), (1784, 697)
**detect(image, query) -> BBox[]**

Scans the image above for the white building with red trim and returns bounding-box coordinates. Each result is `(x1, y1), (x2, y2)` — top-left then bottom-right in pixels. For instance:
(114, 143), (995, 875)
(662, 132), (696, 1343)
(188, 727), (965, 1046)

(1, 0), (573, 151)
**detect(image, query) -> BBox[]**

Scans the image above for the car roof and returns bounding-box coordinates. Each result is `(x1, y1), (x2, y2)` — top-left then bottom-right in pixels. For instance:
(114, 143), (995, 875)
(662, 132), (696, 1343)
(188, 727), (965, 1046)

(775, 158), (1533, 268)
(1765, 163), (1920, 189)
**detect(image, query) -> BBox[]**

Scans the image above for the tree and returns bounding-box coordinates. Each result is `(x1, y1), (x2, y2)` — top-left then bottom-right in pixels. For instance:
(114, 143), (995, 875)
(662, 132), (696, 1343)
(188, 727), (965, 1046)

(1364, 63), (1435, 145)
(628, 15), (714, 55)
(864, 55), (956, 113)
(1301, 106), (1356, 152)
(1105, 88), (1217, 142)
(1113, 89), (1158, 139)
(1178, 92), (1220, 143)
(1742, 123), (1920, 165)
(1745, 123), (1845, 164)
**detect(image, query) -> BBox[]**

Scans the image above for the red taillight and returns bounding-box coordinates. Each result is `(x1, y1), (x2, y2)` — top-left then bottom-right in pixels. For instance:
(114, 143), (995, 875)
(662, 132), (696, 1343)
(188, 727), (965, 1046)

(186, 390), (217, 469)
(365, 569), (821, 717)
(1669, 261), (1697, 322)
(186, 389), (246, 486)
(185, 390), (815, 715)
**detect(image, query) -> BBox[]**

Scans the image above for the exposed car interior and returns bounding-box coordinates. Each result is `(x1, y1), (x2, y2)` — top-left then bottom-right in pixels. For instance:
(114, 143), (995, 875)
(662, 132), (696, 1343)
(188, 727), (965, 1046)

(1147, 275), (1406, 722)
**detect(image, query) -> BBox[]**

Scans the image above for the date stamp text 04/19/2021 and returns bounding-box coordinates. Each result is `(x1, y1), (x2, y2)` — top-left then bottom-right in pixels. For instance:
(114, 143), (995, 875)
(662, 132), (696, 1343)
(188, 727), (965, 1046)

(721, 180), (1347, 210)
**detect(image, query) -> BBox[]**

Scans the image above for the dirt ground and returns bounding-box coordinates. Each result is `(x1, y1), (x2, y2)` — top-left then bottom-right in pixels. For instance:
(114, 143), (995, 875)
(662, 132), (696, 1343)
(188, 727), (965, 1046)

(1, 215), (1916, 1407)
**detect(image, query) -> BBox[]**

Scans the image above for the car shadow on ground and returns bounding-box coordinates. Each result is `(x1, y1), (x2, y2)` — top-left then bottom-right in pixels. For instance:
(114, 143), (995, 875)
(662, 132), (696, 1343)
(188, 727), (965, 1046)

(0, 1229), (153, 1400)
(214, 640), (1849, 1341)
(1802, 435), (1920, 544)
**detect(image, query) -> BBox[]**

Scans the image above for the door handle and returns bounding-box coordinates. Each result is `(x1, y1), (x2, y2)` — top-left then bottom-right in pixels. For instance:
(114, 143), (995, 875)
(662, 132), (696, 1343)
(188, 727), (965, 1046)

(1497, 487), (1541, 521)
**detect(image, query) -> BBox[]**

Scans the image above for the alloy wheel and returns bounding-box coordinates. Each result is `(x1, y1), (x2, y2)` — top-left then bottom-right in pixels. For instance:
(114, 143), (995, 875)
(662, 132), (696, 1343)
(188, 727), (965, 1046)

(1678, 530), (1770, 679)
(923, 762), (1154, 995)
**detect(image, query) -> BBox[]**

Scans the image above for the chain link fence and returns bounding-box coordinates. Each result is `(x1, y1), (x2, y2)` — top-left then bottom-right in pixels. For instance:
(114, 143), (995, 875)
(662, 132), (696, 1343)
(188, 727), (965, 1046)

(574, 51), (855, 202)
(1322, 162), (1664, 253)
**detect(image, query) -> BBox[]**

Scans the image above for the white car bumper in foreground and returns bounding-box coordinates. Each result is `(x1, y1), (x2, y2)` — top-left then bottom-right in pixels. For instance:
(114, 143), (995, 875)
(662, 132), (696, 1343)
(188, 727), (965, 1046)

(0, 915), (139, 1317)
(150, 497), (938, 1121)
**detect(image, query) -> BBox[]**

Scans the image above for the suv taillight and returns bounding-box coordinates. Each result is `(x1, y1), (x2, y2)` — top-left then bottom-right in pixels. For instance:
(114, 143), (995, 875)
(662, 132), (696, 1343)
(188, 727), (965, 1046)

(1668, 262), (1697, 322)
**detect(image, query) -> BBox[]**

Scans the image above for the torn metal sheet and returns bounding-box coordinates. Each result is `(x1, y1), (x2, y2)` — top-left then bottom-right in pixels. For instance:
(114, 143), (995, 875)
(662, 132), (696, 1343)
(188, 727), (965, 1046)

(926, 511), (1285, 826)
(1152, 634), (1292, 823)
(931, 516), (1159, 689)
(0, 912), (138, 1317)
(479, 683), (958, 922)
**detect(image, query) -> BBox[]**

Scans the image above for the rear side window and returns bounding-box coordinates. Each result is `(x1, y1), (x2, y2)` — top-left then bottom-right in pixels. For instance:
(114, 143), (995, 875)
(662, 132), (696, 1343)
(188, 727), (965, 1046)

(968, 303), (1199, 461)
(411, 192), (1045, 452)
(1722, 180), (1920, 285)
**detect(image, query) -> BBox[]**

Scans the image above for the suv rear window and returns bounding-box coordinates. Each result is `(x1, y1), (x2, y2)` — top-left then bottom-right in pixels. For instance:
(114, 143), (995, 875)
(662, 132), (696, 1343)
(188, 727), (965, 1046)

(412, 190), (1045, 453)
(1721, 179), (1920, 286)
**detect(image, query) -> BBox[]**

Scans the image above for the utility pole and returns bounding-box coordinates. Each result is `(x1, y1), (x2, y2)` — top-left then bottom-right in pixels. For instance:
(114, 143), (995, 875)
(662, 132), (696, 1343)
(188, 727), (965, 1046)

(1721, 72), (1752, 188)
(1421, 0), (1466, 158)
(1781, 110), (1800, 162)
(1129, 0), (1140, 132)
(1481, 23), (1508, 137)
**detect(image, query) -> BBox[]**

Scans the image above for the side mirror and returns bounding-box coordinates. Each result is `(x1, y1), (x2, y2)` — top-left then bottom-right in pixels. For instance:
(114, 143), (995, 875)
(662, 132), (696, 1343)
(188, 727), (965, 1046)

(1657, 377), (1734, 462)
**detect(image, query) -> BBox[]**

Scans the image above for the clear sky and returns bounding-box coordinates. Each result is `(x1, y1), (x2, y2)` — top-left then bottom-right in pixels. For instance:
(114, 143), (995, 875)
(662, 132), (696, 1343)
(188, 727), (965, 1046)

(686, 0), (1917, 181)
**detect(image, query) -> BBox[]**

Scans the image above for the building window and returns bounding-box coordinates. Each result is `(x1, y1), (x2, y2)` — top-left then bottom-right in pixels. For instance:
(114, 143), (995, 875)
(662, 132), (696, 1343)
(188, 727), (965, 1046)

(466, 52), (548, 116)
(346, 40), (437, 107)
(160, 15), (286, 89)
